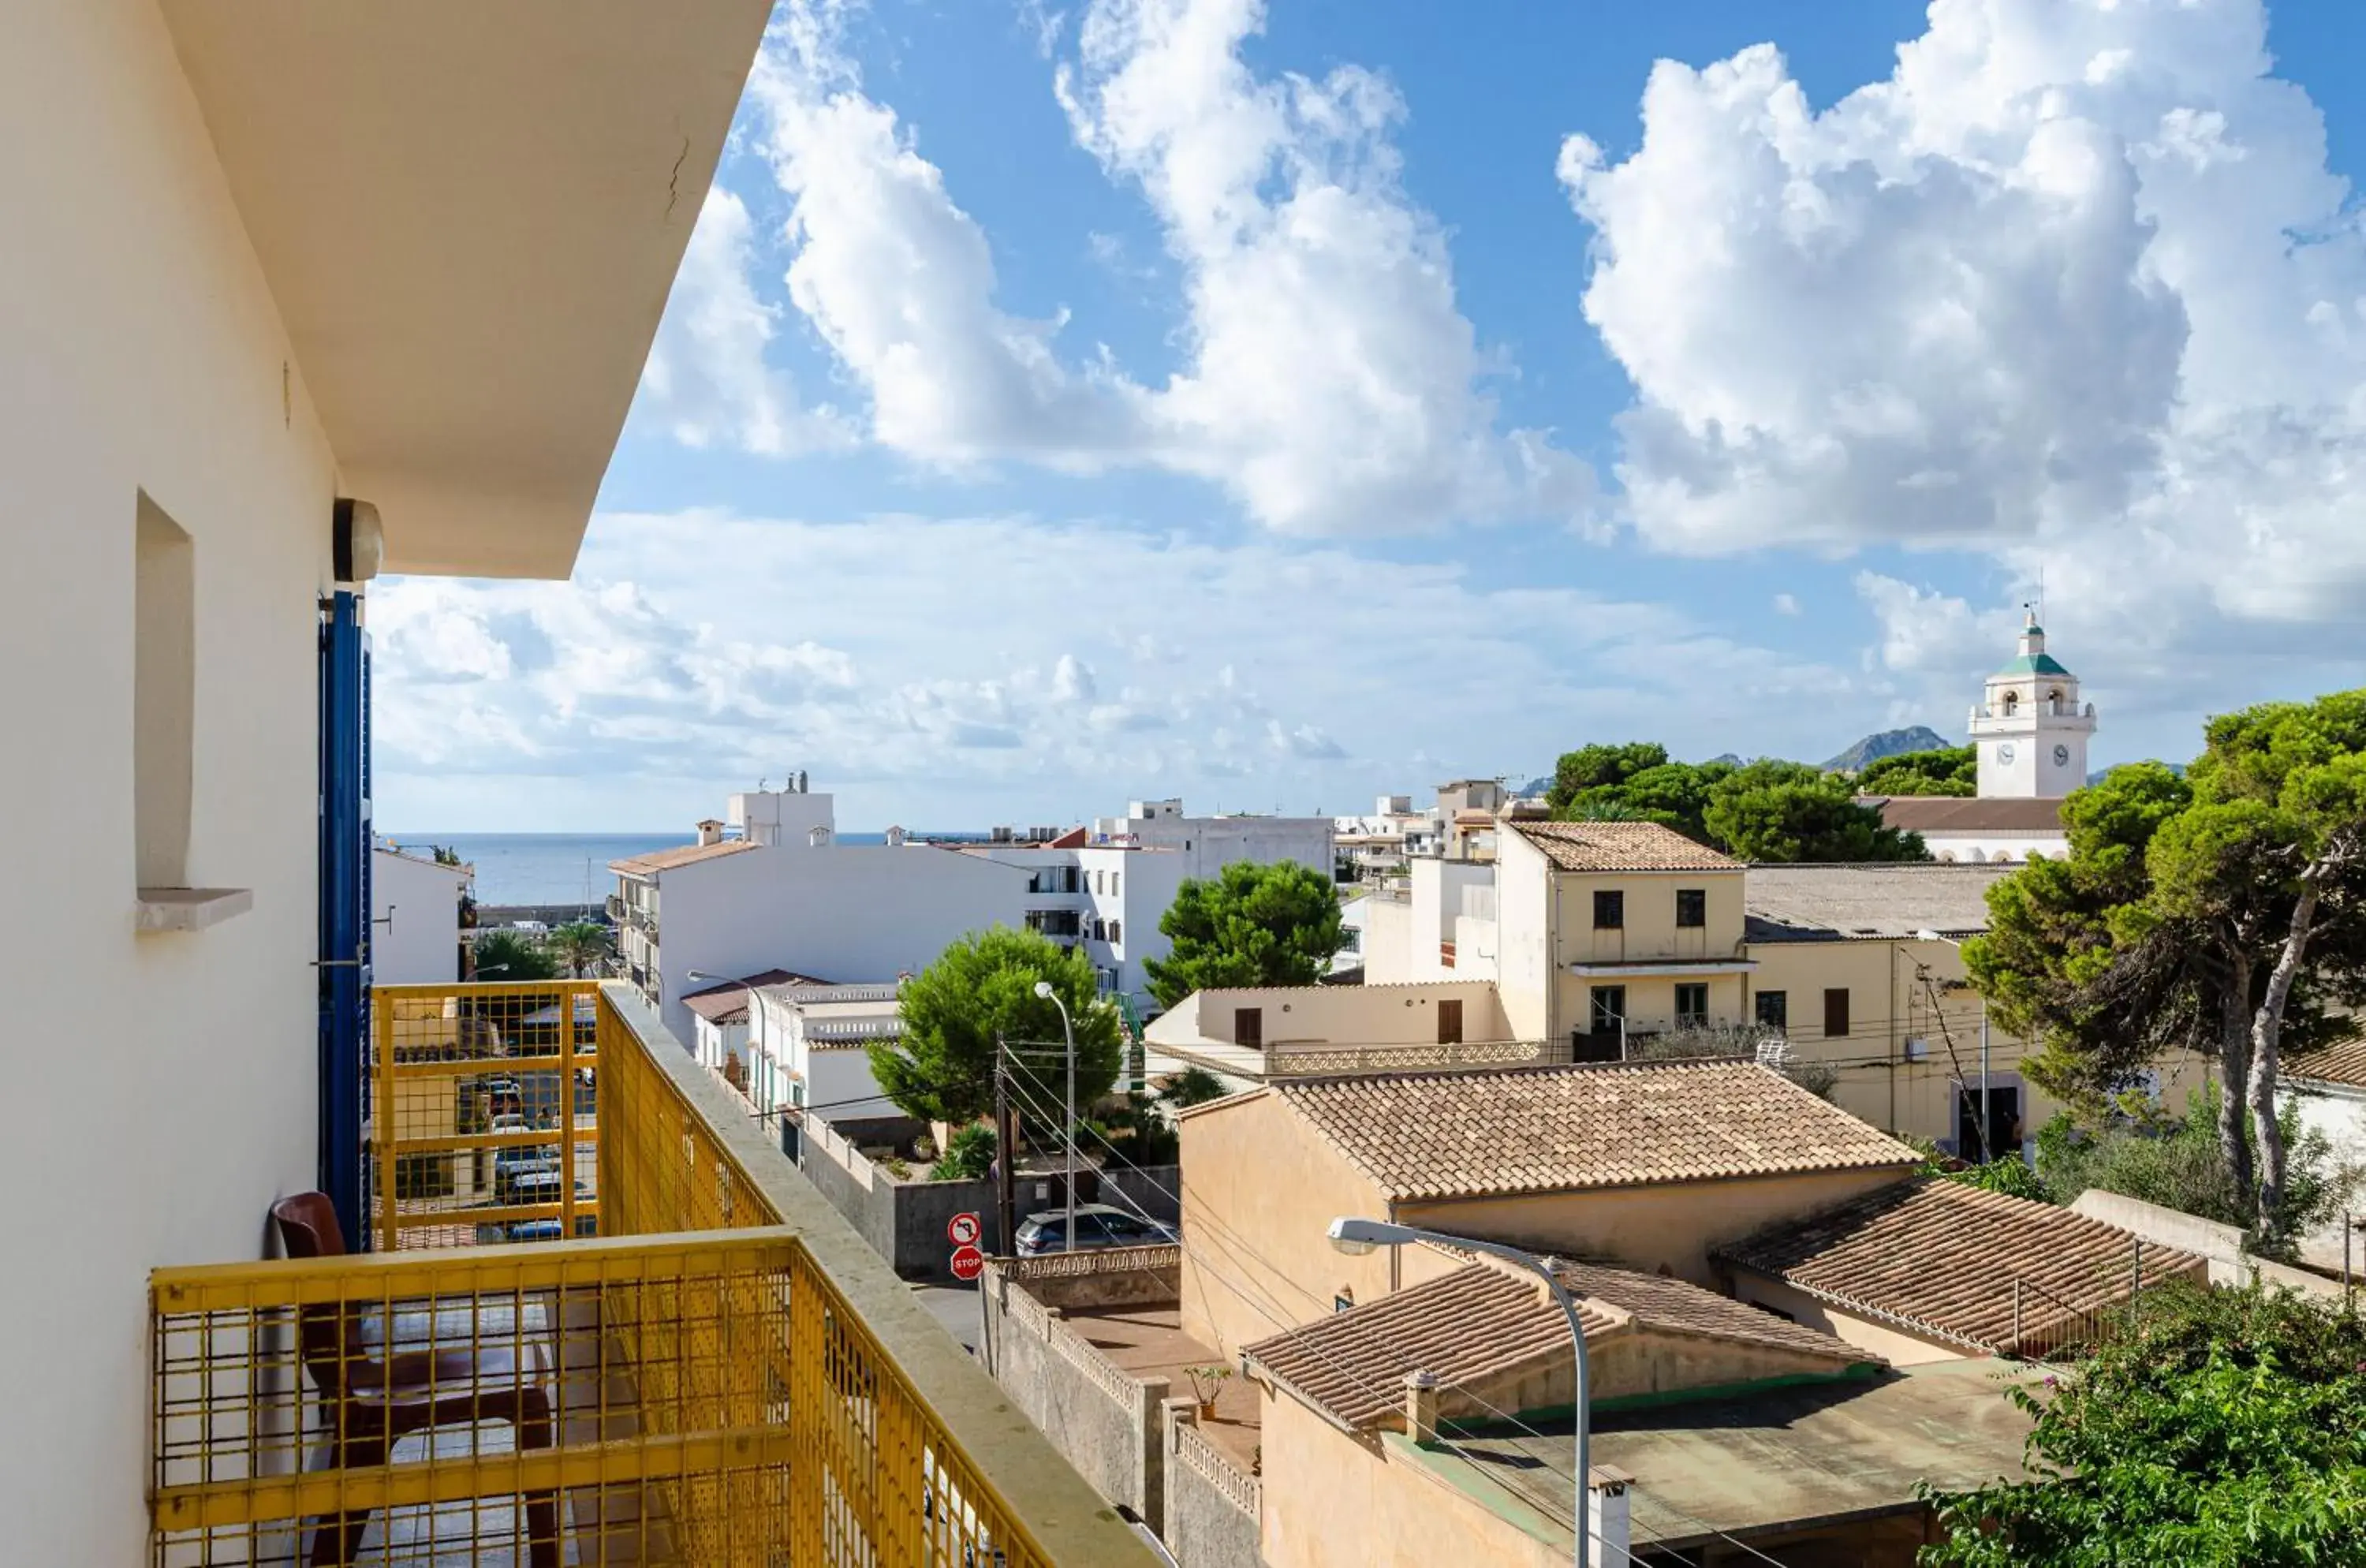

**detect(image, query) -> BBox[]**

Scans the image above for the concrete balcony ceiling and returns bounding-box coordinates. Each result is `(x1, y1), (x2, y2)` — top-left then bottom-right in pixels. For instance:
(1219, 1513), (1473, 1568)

(159, 1), (771, 577)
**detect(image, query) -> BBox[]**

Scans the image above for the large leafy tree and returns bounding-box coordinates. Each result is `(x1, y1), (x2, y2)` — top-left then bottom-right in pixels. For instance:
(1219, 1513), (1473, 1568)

(1700, 760), (1928, 863)
(869, 928), (1121, 1126)
(1856, 745), (1977, 797)
(1559, 760), (1735, 840)
(1144, 860), (1348, 1010)
(1547, 746), (1924, 862)
(470, 929), (558, 982)
(1966, 693), (2366, 1234)
(1545, 741), (1670, 813)
(1920, 1282), (2366, 1566)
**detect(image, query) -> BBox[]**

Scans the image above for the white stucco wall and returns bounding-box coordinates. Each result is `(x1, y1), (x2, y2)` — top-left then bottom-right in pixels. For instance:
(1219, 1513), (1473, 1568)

(1361, 896), (1415, 984)
(651, 847), (1030, 1046)
(1493, 831), (1554, 1042)
(1400, 859), (1496, 981)
(2, 2), (341, 1558)
(691, 1014), (748, 1073)
(1923, 831), (2069, 864)
(371, 848), (467, 984)
(1148, 981), (1512, 1051)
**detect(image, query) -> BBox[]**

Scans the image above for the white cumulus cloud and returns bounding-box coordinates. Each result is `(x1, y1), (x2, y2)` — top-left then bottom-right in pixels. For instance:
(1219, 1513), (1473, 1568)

(725, 0), (1590, 532)
(1562, 0), (2366, 691)
(633, 187), (852, 456)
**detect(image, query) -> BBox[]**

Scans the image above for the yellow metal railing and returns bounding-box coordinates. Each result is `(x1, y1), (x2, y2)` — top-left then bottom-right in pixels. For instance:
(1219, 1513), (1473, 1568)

(147, 980), (1129, 1566)
(371, 981), (599, 1251)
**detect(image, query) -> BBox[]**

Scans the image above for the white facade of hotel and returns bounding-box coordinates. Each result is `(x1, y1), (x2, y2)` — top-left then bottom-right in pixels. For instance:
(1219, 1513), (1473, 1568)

(614, 793), (1032, 1049)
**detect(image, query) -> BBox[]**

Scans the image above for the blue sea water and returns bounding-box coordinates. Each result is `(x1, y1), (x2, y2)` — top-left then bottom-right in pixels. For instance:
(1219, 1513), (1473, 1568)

(385, 830), (987, 906)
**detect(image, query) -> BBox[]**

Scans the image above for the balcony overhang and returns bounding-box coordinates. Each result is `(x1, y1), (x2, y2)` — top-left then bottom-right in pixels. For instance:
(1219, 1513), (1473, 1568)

(159, 1), (771, 577)
(1566, 959), (1759, 979)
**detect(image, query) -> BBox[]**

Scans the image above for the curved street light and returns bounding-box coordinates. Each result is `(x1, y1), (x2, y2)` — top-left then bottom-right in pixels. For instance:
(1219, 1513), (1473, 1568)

(1033, 980), (1079, 1253)
(1328, 1215), (1595, 1568)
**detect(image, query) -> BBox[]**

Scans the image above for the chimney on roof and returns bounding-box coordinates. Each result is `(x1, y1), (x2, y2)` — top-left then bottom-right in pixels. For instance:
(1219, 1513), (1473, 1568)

(1403, 1371), (1440, 1444)
(696, 819), (724, 847)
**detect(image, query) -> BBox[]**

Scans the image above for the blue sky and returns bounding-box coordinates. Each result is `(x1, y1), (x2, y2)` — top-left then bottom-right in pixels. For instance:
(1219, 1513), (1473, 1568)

(377, 0), (2366, 833)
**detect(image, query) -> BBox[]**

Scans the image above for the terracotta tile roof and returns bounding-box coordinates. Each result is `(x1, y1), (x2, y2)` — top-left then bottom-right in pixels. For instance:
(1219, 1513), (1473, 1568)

(681, 969), (827, 1025)
(2286, 1020), (2366, 1090)
(1715, 1178), (2207, 1353)
(1508, 820), (1740, 873)
(1867, 797), (2066, 835)
(609, 838), (759, 875)
(1245, 1260), (1866, 1432)
(1744, 863), (2011, 942)
(1273, 1060), (1917, 1202)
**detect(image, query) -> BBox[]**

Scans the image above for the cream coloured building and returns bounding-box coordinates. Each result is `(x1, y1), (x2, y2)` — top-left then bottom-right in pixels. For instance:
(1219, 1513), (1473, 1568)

(1493, 820), (1754, 1053)
(1144, 978), (1520, 1088)
(1282, 828), (2211, 1154)
(1174, 1059), (1921, 1359)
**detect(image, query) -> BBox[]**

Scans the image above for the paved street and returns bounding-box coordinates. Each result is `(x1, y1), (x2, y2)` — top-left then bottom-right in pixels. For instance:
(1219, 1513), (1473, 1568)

(912, 1281), (983, 1352)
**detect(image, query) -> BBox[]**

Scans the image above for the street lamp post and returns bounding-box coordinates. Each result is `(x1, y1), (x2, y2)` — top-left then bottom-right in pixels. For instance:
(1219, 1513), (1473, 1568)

(1033, 980), (1078, 1254)
(1327, 1216), (1595, 1568)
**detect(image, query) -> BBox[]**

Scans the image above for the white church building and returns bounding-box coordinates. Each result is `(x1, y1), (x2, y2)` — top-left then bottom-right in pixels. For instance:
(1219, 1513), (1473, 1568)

(1871, 612), (2092, 863)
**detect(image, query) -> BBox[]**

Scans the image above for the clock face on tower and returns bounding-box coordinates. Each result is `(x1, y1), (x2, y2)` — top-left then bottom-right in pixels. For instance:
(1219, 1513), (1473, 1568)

(2054, 744), (2070, 767)
(1997, 743), (2017, 764)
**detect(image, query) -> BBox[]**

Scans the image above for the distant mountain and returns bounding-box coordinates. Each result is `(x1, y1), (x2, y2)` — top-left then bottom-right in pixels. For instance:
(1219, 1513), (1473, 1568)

(1516, 775), (1554, 799)
(1823, 726), (1952, 773)
(1706, 752), (1745, 767)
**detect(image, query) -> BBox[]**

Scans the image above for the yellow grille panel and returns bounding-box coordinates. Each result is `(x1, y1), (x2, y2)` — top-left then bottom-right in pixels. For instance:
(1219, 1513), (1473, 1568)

(372, 983), (599, 1252)
(149, 983), (1054, 1567)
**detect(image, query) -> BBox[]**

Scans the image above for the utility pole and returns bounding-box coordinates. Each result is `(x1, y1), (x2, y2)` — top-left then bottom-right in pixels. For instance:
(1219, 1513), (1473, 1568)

(994, 1034), (1017, 1258)
(1979, 1002), (1993, 1164)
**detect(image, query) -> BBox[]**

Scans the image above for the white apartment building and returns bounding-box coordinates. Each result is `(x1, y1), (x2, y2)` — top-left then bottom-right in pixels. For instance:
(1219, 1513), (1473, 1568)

(0, 4), (764, 1560)
(752, 980), (909, 1126)
(965, 840), (1187, 1014)
(952, 796), (1341, 1017)
(612, 786), (1031, 1047)
(1333, 793), (1439, 883)
(370, 842), (472, 984)
(1088, 797), (1336, 883)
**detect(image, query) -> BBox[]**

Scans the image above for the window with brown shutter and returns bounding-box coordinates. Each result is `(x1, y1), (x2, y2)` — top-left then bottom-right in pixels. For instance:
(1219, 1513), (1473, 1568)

(1234, 1007), (1263, 1048)
(1823, 987), (1850, 1038)
(1438, 999), (1464, 1044)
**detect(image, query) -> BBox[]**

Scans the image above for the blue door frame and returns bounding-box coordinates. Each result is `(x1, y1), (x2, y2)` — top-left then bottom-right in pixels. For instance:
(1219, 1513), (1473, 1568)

(318, 591), (371, 1243)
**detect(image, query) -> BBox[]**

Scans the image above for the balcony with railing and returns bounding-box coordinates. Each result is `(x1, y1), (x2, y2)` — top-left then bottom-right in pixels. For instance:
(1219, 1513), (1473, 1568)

(147, 980), (1155, 1566)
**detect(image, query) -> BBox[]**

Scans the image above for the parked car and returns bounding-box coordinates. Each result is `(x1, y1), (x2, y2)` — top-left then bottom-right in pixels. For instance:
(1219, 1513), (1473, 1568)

(491, 1145), (561, 1204)
(1013, 1204), (1177, 1256)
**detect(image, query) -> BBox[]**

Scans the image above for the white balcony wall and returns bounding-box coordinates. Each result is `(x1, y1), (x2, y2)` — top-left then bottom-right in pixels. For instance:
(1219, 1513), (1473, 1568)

(2, 3), (339, 1559)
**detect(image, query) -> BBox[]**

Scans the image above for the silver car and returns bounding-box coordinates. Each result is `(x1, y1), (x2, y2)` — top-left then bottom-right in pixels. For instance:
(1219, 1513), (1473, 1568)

(1013, 1204), (1177, 1256)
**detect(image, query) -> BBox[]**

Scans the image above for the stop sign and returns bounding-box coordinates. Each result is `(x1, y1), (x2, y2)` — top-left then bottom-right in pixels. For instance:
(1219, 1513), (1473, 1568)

(949, 1244), (985, 1282)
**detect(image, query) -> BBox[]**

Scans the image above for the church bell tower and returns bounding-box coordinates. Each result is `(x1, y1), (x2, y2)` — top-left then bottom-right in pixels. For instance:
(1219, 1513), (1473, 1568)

(1969, 610), (2095, 798)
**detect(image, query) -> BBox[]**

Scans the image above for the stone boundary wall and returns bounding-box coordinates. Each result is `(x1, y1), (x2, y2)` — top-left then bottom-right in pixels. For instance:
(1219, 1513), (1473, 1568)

(1161, 1398), (1264, 1568)
(980, 1260), (1168, 1529)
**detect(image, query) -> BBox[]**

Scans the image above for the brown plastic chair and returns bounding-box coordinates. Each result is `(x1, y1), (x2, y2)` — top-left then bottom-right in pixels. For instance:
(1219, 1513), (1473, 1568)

(271, 1193), (560, 1568)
